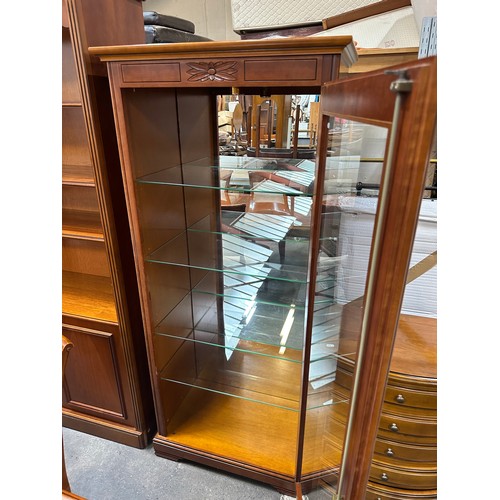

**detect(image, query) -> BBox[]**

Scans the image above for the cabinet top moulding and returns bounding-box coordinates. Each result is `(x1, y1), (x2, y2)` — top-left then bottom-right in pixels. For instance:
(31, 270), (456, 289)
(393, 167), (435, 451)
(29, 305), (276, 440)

(89, 36), (358, 66)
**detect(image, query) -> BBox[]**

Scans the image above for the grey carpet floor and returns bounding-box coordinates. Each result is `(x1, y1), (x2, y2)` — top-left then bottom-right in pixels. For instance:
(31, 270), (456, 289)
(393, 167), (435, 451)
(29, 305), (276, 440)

(64, 427), (288, 500)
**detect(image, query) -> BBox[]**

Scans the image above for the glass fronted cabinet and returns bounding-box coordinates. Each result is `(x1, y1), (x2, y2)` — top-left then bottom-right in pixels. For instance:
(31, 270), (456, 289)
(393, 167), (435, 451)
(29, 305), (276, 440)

(90, 38), (436, 498)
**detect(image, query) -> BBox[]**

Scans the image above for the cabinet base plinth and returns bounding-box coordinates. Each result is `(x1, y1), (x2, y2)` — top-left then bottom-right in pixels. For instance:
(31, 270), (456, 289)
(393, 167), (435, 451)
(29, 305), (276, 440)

(152, 435), (334, 496)
(63, 411), (152, 449)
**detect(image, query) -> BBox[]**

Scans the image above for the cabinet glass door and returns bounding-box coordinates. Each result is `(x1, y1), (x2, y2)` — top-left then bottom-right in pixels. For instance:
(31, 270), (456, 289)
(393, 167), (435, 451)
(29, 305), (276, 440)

(301, 58), (437, 499)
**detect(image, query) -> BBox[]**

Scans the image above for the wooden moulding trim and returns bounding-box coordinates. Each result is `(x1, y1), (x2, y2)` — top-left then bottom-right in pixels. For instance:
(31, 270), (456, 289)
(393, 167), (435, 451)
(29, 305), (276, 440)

(89, 36), (358, 67)
(63, 410), (149, 449)
(322, 0), (412, 30)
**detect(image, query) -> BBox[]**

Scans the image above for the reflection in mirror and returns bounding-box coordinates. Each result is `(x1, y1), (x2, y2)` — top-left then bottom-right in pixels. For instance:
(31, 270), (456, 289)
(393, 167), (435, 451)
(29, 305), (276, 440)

(216, 94), (320, 361)
(218, 94), (319, 157)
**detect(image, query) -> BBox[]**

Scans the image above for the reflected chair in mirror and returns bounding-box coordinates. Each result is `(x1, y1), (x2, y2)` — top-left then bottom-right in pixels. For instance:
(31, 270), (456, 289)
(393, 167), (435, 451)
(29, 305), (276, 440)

(220, 168), (247, 211)
(231, 102), (248, 155)
(247, 102), (315, 159)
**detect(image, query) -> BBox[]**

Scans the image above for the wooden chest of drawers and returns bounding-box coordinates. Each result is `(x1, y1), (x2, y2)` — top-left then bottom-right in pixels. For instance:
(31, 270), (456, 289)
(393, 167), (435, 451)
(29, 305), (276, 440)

(338, 314), (437, 499)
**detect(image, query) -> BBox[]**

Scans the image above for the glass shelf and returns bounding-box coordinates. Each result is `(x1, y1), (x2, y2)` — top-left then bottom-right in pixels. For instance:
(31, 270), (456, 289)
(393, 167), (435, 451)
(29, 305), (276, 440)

(191, 271), (343, 310)
(154, 287), (346, 360)
(136, 165), (314, 197)
(145, 234), (343, 285)
(135, 156), (384, 199)
(158, 334), (349, 412)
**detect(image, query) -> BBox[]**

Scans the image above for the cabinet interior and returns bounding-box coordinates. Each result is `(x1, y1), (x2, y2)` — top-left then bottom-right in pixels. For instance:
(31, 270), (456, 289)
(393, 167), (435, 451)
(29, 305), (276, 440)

(119, 85), (432, 483)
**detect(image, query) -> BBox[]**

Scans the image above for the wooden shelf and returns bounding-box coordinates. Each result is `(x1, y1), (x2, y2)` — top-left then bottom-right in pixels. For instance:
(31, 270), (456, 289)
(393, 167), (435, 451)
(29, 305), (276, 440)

(62, 209), (103, 240)
(62, 164), (95, 185)
(164, 379), (344, 477)
(62, 270), (117, 322)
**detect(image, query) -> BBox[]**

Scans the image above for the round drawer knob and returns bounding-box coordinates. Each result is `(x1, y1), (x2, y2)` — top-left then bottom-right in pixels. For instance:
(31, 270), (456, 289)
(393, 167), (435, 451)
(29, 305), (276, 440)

(389, 423), (399, 432)
(395, 394), (405, 404)
(385, 448), (395, 457)
(380, 473), (389, 481)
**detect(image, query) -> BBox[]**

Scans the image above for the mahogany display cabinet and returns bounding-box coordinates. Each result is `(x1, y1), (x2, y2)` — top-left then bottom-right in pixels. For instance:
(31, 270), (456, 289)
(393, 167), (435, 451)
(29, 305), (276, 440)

(62, 0), (155, 447)
(90, 37), (437, 498)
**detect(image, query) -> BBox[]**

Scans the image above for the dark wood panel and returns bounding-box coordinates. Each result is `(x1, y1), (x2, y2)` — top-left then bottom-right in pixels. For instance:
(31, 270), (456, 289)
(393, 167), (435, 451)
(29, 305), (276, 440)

(244, 59), (318, 82)
(122, 63), (181, 83)
(135, 182), (187, 256)
(144, 260), (192, 329)
(63, 324), (125, 419)
(122, 88), (181, 178)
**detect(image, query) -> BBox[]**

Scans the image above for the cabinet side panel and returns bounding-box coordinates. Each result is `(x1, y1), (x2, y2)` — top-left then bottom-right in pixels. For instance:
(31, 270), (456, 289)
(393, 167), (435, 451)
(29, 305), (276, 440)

(122, 88), (185, 255)
(176, 91), (221, 332)
(177, 91), (218, 228)
(123, 89), (181, 178)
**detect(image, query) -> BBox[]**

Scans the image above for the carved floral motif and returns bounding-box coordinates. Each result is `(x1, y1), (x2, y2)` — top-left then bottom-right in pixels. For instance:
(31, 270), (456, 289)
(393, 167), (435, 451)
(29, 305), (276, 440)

(186, 61), (238, 82)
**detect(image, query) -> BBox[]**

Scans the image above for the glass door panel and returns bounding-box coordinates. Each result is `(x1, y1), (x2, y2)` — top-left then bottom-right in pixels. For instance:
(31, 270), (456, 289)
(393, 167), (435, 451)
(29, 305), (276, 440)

(302, 119), (389, 483)
(299, 58), (437, 499)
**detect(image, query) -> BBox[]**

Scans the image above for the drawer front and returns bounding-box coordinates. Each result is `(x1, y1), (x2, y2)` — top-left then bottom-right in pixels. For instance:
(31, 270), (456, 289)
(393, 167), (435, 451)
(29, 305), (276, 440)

(385, 385), (436, 411)
(378, 413), (436, 445)
(370, 462), (437, 490)
(374, 438), (436, 464)
(244, 58), (318, 81)
(115, 56), (328, 87)
(335, 366), (436, 413)
(122, 63), (181, 83)
(366, 482), (437, 500)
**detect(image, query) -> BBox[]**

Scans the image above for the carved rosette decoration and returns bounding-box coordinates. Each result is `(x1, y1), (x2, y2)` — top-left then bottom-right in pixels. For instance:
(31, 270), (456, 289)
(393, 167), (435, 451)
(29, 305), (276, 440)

(186, 61), (238, 82)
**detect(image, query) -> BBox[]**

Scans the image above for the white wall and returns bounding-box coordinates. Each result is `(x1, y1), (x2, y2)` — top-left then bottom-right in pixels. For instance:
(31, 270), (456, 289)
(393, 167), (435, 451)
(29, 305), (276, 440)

(142, 0), (240, 41)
